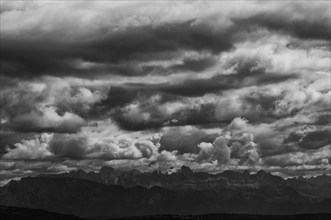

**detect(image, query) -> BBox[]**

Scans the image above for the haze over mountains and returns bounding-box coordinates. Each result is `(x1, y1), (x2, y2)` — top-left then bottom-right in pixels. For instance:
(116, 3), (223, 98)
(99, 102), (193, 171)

(1, 166), (330, 218)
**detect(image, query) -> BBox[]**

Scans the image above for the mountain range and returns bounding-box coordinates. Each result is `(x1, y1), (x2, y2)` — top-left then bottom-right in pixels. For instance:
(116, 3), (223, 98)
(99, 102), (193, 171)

(1, 166), (330, 218)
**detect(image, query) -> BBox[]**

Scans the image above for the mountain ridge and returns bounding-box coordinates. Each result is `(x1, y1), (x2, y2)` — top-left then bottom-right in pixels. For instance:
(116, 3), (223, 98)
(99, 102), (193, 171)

(34, 166), (330, 195)
(1, 166), (330, 218)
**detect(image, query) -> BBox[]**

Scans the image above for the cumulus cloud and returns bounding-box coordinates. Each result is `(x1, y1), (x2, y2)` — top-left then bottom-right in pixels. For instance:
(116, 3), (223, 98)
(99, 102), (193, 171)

(194, 118), (262, 166)
(230, 133), (261, 165)
(0, 0), (330, 180)
(110, 94), (218, 130)
(3, 133), (53, 160)
(0, 76), (109, 133)
(157, 150), (178, 162)
(196, 137), (231, 166)
(2, 120), (166, 161)
(193, 117), (329, 172)
(9, 106), (86, 133)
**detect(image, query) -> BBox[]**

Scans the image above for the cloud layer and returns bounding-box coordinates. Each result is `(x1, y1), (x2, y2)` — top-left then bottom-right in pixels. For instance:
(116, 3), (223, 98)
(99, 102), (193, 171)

(1, 0), (330, 181)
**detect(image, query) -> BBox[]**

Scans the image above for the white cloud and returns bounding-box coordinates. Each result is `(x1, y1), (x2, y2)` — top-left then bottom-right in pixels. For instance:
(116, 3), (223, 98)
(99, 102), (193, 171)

(157, 150), (178, 162)
(3, 133), (53, 160)
(264, 145), (331, 167)
(10, 106), (86, 133)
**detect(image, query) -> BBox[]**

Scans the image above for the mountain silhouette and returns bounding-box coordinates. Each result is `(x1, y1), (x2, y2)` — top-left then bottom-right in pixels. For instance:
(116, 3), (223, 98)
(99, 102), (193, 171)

(2, 205), (331, 220)
(1, 167), (330, 218)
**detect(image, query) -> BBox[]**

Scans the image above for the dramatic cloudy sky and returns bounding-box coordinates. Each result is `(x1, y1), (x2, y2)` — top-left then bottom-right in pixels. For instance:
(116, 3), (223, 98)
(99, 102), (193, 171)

(0, 0), (330, 184)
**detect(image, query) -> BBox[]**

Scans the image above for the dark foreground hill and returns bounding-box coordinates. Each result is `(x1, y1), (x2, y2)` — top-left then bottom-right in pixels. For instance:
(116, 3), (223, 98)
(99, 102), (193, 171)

(1, 205), (331, 220)
(1, 205), (83, 220)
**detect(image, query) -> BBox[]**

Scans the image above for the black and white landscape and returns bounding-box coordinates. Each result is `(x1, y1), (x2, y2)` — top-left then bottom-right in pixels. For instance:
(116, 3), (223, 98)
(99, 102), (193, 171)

(0, 0), (330, 219)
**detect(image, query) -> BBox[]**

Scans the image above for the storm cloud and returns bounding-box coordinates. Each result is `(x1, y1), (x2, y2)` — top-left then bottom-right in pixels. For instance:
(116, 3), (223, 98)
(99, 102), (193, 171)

(0, 0), (330, 181)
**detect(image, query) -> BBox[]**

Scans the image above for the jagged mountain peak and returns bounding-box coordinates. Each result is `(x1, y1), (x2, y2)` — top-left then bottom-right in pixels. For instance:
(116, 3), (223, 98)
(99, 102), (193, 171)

(99, 166), (115, 174)
(2, 173), (330, 217)
(242, 170), (250, 176)
(126, 169), (141, 175)
(73, 169), (87, 175)
(256, 170), (268, 176)
(180, 165), (193, 174)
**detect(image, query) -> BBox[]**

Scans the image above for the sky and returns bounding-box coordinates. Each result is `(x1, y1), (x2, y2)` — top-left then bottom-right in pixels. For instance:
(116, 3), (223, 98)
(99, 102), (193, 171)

(0, 0), (330, 185)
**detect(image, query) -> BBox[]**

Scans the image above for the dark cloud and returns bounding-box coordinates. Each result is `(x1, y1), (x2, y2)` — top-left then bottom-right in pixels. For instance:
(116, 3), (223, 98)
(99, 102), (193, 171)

(49, 134), (88, 160)
(126, 59), (297, 98)
(143, 56), (217, 76)
(1, 20), (233, 78)
(170, 103), (217, 126)
(157, 72), (296, 97)
(242, 90), (302, 122)
(0, 79), (108, 134)
(173, 56), (216, 72)
(103, 66), (297, 131)
(100, 87), (180, 112)
(283, 132), (303, 144)
(1, 39), (79, 77)
(0, 132), (36, 154)
(2, 104), (86, 134)
(233, 10), (331, 41)
(110, 99), (217, 131)
(83, 20), (233, 61)
(99, 86), (139, 109)
(8, 117), (85, 134)
(160, 127), (218, 154)
(298, 130), (331, 149)
(1, 1), (330, 179)
(0, 39), (145, 78)
(284, 129), (331, 150)
(314, 112), (331, 125)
